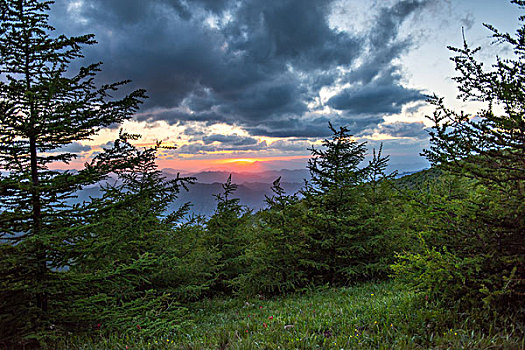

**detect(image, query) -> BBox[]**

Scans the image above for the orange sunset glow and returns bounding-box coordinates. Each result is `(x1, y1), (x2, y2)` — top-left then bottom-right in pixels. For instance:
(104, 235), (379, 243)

(156, 155), (310, 173)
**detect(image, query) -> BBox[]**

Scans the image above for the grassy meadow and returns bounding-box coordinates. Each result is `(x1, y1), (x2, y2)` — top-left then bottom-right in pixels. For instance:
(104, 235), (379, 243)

(56, 281), (523, 349)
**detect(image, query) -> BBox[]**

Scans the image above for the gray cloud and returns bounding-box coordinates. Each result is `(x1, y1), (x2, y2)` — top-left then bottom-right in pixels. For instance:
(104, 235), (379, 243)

(49, 0), (430, 138)
(328, 81), (425, 115)
(176, 140), (267, 154)
(461, 12), (475, 31)
(269, 139), (311, 152)
(377, 121), (429, 139)
(330, 0), (430, 114)
(202, 134), (258, 146)
(46, 142), (92, 154)
(183, 127), (205, 136)
(245, 116), (333, 138)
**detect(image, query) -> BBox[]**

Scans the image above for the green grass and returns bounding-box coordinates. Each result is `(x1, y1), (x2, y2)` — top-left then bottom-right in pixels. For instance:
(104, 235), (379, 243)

(54, 281), (523, 349)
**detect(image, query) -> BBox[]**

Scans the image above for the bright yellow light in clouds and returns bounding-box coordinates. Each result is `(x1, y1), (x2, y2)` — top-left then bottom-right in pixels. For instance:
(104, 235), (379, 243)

(157, 155), (309, 173)
(223, 158), (257, 164)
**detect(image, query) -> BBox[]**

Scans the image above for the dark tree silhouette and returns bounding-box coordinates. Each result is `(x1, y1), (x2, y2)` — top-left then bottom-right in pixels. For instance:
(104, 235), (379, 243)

(0, 0), (145, 340)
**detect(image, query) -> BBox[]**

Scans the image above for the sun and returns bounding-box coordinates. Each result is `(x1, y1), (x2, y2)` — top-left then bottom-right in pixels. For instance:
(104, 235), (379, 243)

(226, 158), (257, 165)
(216, 158), (263, 171)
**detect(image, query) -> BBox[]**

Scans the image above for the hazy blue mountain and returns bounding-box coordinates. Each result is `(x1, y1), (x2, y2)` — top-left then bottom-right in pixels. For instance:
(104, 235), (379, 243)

(65, 169), (307, 218)
(171, 181), (303, 217)
(163, 168), (310, 185)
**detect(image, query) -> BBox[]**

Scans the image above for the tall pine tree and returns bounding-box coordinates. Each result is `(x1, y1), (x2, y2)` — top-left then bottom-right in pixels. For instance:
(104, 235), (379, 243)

(302, 124), (397, 282)
(420, 2), (525, 311)
(301, 123), (368, 283)
(206, 175), (251, 293)
(0, 0), (145, 342)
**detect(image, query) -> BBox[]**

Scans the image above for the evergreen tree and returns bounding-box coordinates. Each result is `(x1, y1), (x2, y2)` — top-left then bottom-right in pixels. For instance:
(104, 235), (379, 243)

(0, 0), (145, 342)
(62, 133), (195, 271)
(398, 1), (524, 313)
(301, 125), (399, 283)
(301, 123), (368, 283)
(52, 135), (216, 335)
(234, 177), (308, 295)
(346, 145), (401, 278)
(206, 175), (251, 293)
(306, 122), (367, 200)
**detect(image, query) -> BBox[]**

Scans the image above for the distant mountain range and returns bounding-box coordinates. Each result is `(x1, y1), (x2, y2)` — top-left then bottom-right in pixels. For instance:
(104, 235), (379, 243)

(46, 167), (430, 218)
(163, 168), (310, 184)
(166, 169), (310, 216)
(172, 180), (303, 217)
(69, 169), (309, 218)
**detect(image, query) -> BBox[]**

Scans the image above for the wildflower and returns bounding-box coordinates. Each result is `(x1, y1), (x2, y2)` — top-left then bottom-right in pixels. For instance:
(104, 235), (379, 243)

(268, 316), (273, 320)
(245, 330), (249, 333)
(136, 325), (141, 330)
(125, 346), (129, 349)
(259, 306), (263, 309)
(95, 323), (101, 329)
(248, 314), (251, 318)
(371, 293), (374, 296)
(263, 322), (267, 328)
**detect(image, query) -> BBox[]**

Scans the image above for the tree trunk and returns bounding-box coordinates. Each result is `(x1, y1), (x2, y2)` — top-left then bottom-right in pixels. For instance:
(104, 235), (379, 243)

(30, 134), (48, 313)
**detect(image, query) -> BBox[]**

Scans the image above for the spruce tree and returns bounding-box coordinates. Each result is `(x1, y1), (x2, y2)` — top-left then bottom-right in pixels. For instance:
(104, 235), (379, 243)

(206, 175), (251, 293)
(301, 124), (399, 282)
(53, 135), (214, 335)
(238, 177), (308, 294)
(414, 1), (524, 312)
(306, 122), (367, 200)
(0, 0), (145, 341)
(301, 123), (368, 283)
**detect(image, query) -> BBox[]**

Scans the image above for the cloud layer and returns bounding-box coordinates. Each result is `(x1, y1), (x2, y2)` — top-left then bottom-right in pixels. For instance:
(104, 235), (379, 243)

(50, 0), (430, 143)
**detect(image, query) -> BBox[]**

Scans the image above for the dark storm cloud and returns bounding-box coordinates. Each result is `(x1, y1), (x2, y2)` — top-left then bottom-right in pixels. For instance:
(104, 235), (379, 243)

(49, 0), (430, 138)
(202, 134), (258, 146)
(176, 140), (267, 154)
(328, 82), (424, 114)
(226, 0), (361, 70)
(329, 0), (429, 113)
(137, 110), (228, 125)
(245, 116), (333, 138)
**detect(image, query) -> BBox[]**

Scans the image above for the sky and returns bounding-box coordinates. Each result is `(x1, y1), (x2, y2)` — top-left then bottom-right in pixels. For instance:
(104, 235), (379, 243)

(47, 0), (523, 173)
